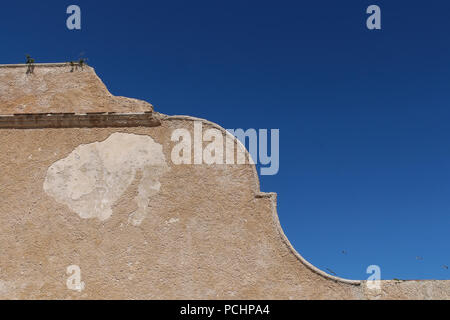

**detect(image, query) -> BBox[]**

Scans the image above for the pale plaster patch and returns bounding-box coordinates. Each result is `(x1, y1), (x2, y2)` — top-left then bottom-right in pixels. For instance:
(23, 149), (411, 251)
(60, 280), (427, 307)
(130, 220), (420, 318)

(166, 218), (179, 225)
(44, 133), (168, 223)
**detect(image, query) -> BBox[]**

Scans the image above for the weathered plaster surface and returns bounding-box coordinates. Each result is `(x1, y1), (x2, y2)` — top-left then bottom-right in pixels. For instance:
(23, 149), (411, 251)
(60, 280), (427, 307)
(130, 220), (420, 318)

(43, 132), (168, 223)
(0, 64), (152, 114)
(0, 64), (448, 300)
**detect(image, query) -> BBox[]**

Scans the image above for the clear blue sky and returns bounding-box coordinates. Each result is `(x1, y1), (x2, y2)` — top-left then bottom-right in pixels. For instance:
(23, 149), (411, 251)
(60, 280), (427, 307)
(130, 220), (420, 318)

(1, 0), (449, 280)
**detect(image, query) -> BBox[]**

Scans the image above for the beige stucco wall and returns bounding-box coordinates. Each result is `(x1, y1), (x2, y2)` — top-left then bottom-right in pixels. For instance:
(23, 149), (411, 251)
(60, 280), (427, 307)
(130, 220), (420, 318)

(0, 63), (152, 114)
(0, 64), (448, 300)
(0, 119), (448, 299)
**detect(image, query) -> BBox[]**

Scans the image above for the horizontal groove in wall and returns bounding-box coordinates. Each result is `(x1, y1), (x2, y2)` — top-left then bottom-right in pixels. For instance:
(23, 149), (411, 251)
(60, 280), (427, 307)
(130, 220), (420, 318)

(0, 112), (160, 129)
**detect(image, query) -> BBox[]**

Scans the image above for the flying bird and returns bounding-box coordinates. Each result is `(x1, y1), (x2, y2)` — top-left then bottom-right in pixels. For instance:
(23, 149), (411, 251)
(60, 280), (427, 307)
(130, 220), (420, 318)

(416, 256), (423, 261)
(341, 250), (347, 255)
(443, 265), (448, 270)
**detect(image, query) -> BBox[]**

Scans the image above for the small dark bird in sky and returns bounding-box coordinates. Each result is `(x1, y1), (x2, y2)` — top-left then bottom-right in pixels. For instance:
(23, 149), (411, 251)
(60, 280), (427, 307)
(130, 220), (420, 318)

(416, 256), (423, 261)
(443, 265), (448, 270)
(341, 250), (347, 255)
(326, 268), (337, 276)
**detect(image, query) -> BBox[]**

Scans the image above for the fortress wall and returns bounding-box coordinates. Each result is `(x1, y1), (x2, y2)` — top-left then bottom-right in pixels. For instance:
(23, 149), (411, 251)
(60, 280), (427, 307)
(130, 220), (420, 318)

(0, 64), (448, 299)
(1, 118), (447, 299)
